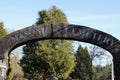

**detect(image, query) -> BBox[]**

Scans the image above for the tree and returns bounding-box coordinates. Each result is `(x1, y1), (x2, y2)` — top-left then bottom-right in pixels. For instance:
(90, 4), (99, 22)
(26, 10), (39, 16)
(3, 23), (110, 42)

(20, 6), (75, 79)
(36, 6), (68, 25)
(70, 45), (92, 80)
(21, 40), (75, 79)
(92, 64), (112, 80)
(89, 45), (112, 80)
(89, 46), (105, 62)
(0, 22), (7, 39)
(11, 53), (23, 80)
(89, 45), (112, 66)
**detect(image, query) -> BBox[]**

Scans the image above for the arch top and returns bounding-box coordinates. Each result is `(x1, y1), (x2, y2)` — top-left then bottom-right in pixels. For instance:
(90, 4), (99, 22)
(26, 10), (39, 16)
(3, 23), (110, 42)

(0, 23), (120, 57)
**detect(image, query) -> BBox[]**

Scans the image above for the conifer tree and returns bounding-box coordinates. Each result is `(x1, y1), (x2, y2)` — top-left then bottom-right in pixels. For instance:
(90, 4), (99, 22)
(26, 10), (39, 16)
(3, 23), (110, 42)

(70, 45), (92, 80)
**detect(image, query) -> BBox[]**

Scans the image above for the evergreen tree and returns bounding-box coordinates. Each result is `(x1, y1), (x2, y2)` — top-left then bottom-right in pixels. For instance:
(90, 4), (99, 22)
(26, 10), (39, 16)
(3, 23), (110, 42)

(70, 45), (92, 80)
(20, 6), (75, 79)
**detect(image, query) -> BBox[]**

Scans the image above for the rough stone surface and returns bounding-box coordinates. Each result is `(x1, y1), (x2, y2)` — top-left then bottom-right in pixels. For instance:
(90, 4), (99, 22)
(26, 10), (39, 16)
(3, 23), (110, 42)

(0, 23), (120, 80)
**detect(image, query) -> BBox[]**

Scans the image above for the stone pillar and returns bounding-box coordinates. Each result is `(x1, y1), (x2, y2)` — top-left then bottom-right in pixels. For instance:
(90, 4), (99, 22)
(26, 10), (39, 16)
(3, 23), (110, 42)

(113, 54), (120, 80)
(0, 57), (8, 80)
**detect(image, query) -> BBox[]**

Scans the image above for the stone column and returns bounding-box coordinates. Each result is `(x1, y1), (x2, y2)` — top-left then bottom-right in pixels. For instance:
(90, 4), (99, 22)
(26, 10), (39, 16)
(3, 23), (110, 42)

(113, 61), (120, 80)
(0, 57), (8, 80)
(113, 53), (120, 80)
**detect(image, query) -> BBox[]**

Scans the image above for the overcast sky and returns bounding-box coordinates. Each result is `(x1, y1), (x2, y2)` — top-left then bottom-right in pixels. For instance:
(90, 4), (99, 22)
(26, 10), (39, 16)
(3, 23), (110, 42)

(0, 0), (120, 40)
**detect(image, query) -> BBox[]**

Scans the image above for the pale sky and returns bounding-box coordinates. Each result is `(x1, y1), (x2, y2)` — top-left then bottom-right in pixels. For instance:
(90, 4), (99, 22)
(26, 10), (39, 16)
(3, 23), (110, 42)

(0, 0), (120, 40)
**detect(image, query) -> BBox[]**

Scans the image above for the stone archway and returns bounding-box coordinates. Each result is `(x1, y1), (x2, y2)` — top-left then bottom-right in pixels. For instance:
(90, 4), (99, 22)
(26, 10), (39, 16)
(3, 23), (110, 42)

(0, 24), (120, 80)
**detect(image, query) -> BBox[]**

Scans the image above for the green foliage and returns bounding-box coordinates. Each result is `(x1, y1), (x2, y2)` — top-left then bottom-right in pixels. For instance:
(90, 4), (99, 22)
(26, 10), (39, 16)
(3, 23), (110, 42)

(36, 10), (49, 24)
(70, 45), (92, 80)
(21, 40), (75, 79)
(36, 40), (75, 79)
(11, 54), (24, 79)
(92, 64), (112, 80)
(8, 58), (14, 80)
(36, 6), (68, 25)
(0, 22), (7, 39)
(49, 6), (68, 24)
(20, 42), (41, 79)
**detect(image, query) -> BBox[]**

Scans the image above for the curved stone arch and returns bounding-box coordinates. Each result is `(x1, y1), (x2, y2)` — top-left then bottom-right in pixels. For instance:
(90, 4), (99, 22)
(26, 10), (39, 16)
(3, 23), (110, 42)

(0, 24), (120, 80)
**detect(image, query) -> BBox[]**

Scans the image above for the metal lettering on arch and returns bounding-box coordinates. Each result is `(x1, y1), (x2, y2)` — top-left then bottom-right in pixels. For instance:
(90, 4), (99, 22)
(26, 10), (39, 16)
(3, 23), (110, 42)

(0, 23), (120, 80)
